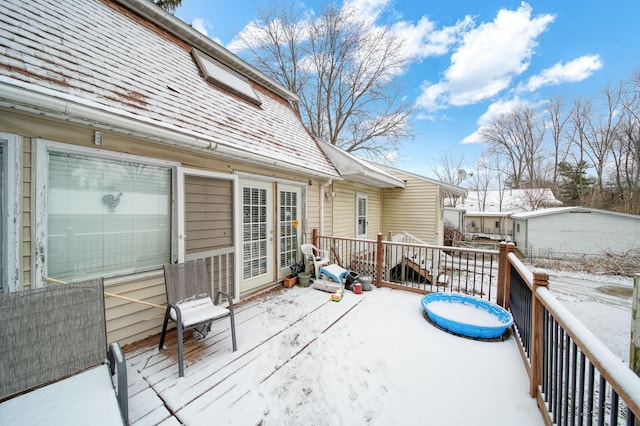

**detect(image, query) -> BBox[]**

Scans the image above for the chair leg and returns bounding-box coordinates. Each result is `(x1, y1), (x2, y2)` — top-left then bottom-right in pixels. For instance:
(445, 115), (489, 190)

(159, 306), (172, 350)
(229, 313), (237, 352)
(177, 321), (184, 378)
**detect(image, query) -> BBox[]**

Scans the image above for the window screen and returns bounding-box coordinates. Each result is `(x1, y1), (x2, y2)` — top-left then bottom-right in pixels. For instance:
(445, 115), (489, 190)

(47, 152), (171, 281)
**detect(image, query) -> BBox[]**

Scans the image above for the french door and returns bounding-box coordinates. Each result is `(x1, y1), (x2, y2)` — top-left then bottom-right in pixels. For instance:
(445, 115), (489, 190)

(241, 180), (274, 290)
(277, 185), (302, 278)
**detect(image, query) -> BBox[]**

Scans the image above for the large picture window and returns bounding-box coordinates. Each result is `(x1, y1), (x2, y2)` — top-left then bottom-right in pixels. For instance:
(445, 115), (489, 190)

(45, 150), (172, 282)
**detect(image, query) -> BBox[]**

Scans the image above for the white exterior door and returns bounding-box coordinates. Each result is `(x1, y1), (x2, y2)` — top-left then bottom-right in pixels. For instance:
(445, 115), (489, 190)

(356, 193), (368, 239)
(277, 184), (302, 278)
(240, 180), (274, 291)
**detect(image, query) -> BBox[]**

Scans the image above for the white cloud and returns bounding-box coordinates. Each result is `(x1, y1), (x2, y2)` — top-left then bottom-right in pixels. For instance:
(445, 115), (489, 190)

(342, 0), (389, 24)
(192, 18), (209, 37)
(462, 97), (532, 144)
(392, 16), (473, 61)
(416, 3), (555, 111)
(520, 54), (603, 92)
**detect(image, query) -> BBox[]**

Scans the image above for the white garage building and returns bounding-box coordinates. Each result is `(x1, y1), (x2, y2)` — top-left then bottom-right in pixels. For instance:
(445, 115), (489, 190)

(512, 207), (640, 258)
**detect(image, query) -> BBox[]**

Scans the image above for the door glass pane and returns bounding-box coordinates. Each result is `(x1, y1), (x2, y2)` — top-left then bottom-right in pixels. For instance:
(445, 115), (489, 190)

(243, 186), (268, 279)
(47, 152), (171, 281)
(279, 190), (298, 268)
(357, 196), (367, 236)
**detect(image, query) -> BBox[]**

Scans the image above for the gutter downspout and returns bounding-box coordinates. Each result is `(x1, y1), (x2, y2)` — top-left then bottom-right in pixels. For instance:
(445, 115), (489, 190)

(319, 178), (333, 237)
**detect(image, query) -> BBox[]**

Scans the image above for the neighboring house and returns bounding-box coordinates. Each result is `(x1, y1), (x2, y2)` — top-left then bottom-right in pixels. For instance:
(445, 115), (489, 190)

(0, 0), (340, 344)
(512, 207), (640, 258)
(459, 188), (562, 240)
(319, 142), (467, 245)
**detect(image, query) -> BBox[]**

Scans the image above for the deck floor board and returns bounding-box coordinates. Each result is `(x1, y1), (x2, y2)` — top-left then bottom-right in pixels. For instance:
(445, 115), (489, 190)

(125, 285), (543, 425)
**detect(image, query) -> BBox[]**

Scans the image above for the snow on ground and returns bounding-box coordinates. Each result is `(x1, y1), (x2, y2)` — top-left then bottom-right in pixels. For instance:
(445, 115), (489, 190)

(546, 270), (635, 363)
(258, 287), (543, 425)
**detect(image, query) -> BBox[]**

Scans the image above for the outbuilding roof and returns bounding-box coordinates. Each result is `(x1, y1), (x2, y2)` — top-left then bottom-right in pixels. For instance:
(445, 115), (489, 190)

(511, 206), (640, 220)
(0, 0), (339, 179)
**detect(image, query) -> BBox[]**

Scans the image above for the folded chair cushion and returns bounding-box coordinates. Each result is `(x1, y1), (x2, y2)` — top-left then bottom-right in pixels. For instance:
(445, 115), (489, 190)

(171, 297), (231, 328)
(0, 364), (123, 426)
(320, 264), (348, 283)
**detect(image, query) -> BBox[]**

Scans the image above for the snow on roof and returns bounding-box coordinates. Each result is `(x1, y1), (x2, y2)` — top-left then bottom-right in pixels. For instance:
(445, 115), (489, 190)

(511, 206), (640, 220)
(317, 141), (405, 188)
(0, 0), (339, 178)
(375, 164), (468, 196)
(460, 188), (562, 214)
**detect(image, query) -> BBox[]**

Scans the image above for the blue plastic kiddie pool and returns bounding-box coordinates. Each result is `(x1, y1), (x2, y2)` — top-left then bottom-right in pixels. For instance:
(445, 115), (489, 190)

(421, 293), (513, 339)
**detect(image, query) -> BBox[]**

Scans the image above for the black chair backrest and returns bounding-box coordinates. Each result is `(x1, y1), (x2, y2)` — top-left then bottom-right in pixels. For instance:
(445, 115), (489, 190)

(163, 259), (211, 305)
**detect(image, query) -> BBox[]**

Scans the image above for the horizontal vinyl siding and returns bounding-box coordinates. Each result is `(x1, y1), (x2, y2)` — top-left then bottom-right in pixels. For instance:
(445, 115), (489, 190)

(104, 271), (167, 345)
(2, 113), (331, 345)
(304, 181), (326, 242)
(527, 211), (640, 256)
(382, 171), (440, 244)
(333, 182), (381, 239)
(185, 175), (233, 253)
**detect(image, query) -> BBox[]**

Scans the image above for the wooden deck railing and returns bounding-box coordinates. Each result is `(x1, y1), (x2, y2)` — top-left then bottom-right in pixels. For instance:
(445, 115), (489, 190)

(504, 242), (640, 425)
(313, 231), (640, 424)
(314, 230), (501, 303)
(186, 247), (236, 302)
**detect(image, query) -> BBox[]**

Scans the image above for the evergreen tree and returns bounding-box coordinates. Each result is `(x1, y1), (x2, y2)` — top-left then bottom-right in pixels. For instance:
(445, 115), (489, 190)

(153, 0), (182, 13)
(557, 161), (594, 205)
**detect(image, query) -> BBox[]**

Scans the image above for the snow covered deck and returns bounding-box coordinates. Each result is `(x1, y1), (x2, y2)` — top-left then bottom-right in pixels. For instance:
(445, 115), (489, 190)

(125, 286), (544, 425)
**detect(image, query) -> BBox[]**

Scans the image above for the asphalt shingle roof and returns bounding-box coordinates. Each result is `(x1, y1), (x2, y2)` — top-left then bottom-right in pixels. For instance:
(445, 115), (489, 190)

(0, 0), (338, 178)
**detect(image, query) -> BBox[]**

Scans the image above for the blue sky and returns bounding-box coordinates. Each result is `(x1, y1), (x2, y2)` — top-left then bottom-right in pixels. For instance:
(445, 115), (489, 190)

(175, 0), (640, 178)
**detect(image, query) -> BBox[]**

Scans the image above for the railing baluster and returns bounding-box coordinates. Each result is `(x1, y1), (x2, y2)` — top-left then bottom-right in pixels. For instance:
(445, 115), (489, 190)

(578, 352), (586, 426)
(598, 375), (606, 426)
(587, 363), (594, 426)
(610, 391), (619, 426)
(570, 340), (577, 426)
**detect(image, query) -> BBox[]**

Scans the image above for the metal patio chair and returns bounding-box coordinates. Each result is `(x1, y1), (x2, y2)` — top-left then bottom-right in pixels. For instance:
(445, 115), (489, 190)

(159, 259), (237, 377)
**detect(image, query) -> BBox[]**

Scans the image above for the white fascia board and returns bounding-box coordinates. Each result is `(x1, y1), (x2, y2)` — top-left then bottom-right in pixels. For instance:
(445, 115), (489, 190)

(318, 141), (404, 188)
(0, 77), (338, 180)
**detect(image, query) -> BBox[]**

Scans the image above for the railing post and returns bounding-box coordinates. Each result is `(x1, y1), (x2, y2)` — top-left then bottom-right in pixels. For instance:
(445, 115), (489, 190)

(530, 269), (549, 398)
(504, 243), (515, 310)
(632, 273), (640, 426)
(375, 233), (384, 288)
(631, 273), (640, 377)
(312, 228), (319, 248)
(497, 242), (507, 307)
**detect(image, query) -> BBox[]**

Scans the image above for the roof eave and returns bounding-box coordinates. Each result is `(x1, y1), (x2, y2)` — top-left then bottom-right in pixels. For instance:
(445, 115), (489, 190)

(317, 142), (405, 189)
(0, 78), (338, 180)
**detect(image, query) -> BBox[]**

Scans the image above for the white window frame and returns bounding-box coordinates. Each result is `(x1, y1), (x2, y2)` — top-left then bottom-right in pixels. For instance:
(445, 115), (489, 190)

(34, 139), (178, 288)
(1, 133), (21, 292)
(356, 192), (368, 239)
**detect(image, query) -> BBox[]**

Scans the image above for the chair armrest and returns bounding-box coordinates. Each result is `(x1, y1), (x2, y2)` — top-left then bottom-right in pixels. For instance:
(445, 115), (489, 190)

(108, 342), (129, 425)
(215, 291), (235, 312)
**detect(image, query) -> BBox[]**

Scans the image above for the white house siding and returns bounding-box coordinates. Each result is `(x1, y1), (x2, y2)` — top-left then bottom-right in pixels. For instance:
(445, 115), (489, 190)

(514, 209), (640, 257)
(382, 171), (441, 245)
(1, 114), (329, 345)
(333, 181), (382, 239)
